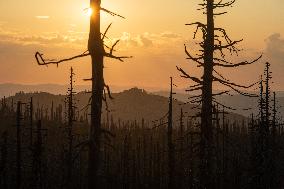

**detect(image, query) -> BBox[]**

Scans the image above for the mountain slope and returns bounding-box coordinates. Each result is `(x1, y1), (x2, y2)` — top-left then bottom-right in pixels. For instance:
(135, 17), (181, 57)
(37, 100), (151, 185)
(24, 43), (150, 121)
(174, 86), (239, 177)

(154, 91), (284, 119)
(3, 88), (247, 126)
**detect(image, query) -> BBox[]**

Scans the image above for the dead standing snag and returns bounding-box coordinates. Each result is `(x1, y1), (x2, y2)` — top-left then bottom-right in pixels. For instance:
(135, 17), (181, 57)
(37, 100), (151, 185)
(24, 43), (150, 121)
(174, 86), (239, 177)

(177, 0), (262, 188)
(34, 0), (131, 188)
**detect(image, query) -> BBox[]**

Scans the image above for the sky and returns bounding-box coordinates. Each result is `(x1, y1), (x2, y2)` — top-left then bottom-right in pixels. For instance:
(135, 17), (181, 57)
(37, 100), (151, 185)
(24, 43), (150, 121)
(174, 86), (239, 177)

(0, 0), (284, 91)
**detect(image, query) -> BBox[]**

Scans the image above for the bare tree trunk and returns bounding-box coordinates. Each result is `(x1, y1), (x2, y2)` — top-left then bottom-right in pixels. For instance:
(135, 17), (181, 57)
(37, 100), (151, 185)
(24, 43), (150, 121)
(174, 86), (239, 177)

(30, 97), (33, 147)
(67, 67), (74, 189)
(0, 131), (8, 189)
(88, 0), (105, 188)
(178, 108), (184, 188)
(33, 120), (43, 189)
(200, 1), (214, 188)
(167, 77), (175, 189)
(16, 101), (22, 189)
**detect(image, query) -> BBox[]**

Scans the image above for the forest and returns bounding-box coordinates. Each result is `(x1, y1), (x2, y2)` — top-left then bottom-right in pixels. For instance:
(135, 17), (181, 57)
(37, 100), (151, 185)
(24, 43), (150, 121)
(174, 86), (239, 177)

(0, 0), (284, 189)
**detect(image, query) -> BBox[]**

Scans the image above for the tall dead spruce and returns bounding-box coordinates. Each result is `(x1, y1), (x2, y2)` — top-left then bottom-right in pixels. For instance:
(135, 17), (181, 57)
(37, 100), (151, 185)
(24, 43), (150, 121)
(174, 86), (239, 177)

(34, 0), (131, 188)
(167, 77), (175, 189)
(66, 67), (76, 189)
(16, 101), (23, 189)
(177, 0), (262, 188)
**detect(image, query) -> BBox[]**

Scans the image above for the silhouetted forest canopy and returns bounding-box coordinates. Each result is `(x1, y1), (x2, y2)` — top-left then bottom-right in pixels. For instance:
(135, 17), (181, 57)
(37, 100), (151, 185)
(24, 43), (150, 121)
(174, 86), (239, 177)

(0, 0), (284, 189)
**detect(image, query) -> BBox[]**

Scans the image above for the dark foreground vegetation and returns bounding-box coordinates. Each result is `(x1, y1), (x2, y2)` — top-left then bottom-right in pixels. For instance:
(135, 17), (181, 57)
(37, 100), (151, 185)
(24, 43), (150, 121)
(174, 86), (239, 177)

(0, 74), (284, 189)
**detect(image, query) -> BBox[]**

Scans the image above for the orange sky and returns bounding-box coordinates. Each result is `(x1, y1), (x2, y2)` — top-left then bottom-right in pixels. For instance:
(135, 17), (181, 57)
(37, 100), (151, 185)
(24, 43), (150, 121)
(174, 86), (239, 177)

(0, 0), (284, 91)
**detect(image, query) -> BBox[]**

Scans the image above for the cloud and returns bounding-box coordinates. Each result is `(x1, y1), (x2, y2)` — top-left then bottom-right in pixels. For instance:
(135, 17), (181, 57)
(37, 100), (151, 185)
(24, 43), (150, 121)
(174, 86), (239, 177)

(265, 33), (284, 62)
(138, 34), (153, 47)
(35, 16), (50, 19)
(161, 32), (181, 39)
(116, 31), (183, 49)
(0, 26), (87, 49)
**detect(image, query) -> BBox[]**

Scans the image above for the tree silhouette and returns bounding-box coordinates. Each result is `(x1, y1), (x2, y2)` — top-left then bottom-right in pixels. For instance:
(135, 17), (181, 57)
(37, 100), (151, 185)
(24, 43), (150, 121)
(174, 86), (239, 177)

(177, 0), (262, 188)
(16, 101), (23, 189)
(34, 0), (130, 188)
(66, 67), (76, 189)
(167, 77), (175, 188)
(252, 62), (280, 189)
(0, 131), (8, 189)
(32, 120), (45, 189)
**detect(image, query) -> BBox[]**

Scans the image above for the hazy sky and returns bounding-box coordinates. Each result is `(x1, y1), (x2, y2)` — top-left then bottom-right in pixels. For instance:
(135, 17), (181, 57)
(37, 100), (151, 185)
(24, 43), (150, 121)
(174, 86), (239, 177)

(0, 0), (284, 90)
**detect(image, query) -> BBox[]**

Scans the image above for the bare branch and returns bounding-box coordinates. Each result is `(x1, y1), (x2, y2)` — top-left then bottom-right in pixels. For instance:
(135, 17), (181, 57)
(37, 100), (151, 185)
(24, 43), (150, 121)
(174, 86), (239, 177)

(214, 76), (258, 89)
(110, 40), (120, 55)
(104, 53), (132, 62)
(186, 22), (207, 39)
(103, 39), (132, 62)
(102, 23), (112, 41)
(212, 91), (230, 96)
(35, 51), (90, 66)
(100, 8), (125, 19)
(176, 66), (202, 84)
(219, 81), (259, 97)
(213, 100), (237, 111)
(213, 12), (227, 16)
(213, 0), (236, 8)
(184, 44), (204, 65)
(104, 84), (114, 99)
(214, 55), (262, 67)
(214, 39), (243, 50)
(186, 87), (203, 92)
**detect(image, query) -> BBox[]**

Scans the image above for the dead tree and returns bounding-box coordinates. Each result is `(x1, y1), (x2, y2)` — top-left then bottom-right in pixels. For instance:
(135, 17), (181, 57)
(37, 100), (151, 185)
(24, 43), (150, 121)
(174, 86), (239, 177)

(167, 77), (175, 189)
(30, 97), (34, 147)
(66, 67), (76, 188)
(177, 0), (261, 188)
(178, 108), (185, 189)
(270, 91), (278, 188)
(264, 62), (271, 136)
(34, 1), (130, 188)
(0, 131), (8, 189)
(16, 101), (23, 189)
(32, 120), (44, 189)
(252, 62), (274, 189)
(262, 62), (272, 188)
(51, 101), (54, 121)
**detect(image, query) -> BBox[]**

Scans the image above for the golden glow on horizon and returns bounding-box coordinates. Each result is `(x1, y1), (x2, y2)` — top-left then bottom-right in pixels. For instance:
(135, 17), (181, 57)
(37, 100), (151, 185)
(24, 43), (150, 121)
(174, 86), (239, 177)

(0, 0), (283, 89)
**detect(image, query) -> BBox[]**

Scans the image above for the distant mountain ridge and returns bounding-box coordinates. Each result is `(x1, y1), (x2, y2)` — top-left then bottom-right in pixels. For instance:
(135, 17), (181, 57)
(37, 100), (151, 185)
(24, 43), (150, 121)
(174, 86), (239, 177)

(0, 83), (89, 97)
(1, 83), (283, 121)
(154, 91), (284, 119)
(0, 83), (128, 98)
(3, 88), (246, 126)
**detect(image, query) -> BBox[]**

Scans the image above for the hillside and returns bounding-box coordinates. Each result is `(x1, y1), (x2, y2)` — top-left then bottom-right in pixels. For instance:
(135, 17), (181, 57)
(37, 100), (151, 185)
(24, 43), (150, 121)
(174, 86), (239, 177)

(0, 83), (126, 98)
(154, 91), (284, 119)
(3, 88), (247, 126)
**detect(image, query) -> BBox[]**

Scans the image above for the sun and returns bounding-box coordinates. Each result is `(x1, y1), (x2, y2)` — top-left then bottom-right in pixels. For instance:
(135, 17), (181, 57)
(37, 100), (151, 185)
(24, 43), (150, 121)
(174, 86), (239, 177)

(87, 8), (93, 17)
(83, 7), (93, 17)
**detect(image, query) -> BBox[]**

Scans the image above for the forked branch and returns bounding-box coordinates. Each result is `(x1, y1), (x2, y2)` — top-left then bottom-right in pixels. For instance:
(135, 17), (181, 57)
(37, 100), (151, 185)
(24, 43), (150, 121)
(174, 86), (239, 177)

(35, 51), (90, 66)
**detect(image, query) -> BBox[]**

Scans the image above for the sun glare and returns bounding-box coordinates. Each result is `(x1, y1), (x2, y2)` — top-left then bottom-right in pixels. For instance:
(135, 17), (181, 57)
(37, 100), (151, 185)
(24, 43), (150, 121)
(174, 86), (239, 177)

(87, 8), (93, 17)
